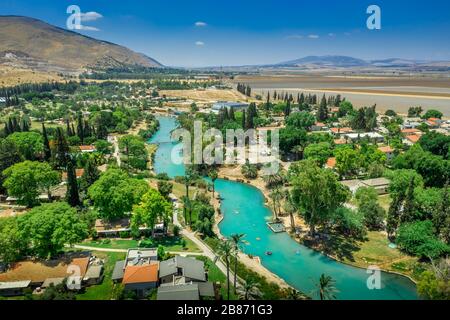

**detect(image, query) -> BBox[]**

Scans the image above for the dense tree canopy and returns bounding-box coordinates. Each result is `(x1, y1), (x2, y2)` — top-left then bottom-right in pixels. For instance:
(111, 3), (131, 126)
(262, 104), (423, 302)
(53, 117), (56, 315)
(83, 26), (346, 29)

(88, 169), (148, 220)
(5, 132), (43, 160)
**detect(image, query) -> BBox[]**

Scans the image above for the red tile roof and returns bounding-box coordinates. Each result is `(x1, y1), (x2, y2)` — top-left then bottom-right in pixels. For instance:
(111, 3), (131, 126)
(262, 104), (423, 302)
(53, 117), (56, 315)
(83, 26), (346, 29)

(378, 146), (394, 153)
(330, 127), (352, 134)
(326, 157), (336, 168)
(79, 145), (96, 151)
(406, 135), (420, 143)
(122, 264), (159, 284)
(401, 128), (420, 134)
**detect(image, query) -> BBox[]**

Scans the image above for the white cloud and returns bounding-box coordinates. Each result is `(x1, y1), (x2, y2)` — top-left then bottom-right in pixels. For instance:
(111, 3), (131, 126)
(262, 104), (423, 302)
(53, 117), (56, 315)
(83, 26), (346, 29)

(328, 33), (335, 37)
(195, 41), (205, 46)
(78, 11), (103, 22)
(195, 21), (207, 27)
(308, 34), (319, 39)
(285, 34), (303, 40)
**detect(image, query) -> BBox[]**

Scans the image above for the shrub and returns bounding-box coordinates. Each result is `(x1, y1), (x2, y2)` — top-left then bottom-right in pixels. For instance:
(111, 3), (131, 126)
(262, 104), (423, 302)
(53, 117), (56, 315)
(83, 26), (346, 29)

(119, 231), (131, 238)
(396, 220), (449, 259)
(173, 225), (180, 237)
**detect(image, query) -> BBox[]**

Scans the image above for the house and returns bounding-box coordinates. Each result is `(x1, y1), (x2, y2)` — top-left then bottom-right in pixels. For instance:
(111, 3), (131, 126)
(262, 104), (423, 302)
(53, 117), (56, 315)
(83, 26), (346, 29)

(378, 146), (395, 161)
(157, 282), (215, 300)
(211, 101), (249, 114)
(159, 256), (207, 285)
(62, 168), (84, 181)
(79, 145), (96, 153)
(0, 280), (31, 297)
(311, 122), (327, 132)
(361, 177), (391, 194)
(112, 248), (158, 284)
(334, 138), (348, 145)
(343, 132), (384, 143)
(325, 157), (336, 169)
(83, 265), (104, 285)
(330, 127), (353, 135)
(340, 177), (390, 195)
(404, 134), (420, 145)
(401, 128), (421, 135)
(122, 263), (159, 298)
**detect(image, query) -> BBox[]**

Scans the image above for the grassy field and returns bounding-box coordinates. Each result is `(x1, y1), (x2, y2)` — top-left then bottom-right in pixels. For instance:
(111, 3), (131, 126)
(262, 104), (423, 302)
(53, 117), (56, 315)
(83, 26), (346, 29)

(159, 89), (248, 102)
(195, 256), (238, 300)
(77, 251), (125, 300)
(377, 194), (392, 212)
(80, 236), (201, 252)
(317, 231), (419, 279)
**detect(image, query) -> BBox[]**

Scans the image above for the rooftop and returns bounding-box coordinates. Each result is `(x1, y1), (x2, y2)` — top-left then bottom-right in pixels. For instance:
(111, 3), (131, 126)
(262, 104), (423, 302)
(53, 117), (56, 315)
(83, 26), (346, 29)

(157, 283), (200, 300)
(0, 280), (31, 290)
(159, 256), (206, 282)
(122, 263), (159, 285)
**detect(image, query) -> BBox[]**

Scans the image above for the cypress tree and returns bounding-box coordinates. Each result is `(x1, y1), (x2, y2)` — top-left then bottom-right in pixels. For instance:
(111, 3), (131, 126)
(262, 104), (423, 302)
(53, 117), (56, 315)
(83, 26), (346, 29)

(42, 123), (51, 161)
(401, 178), (416, 223)
(317, 94), (329, 121)
(241, 110), (246, 129)
(66, 159), (80, 207)
(54, 127), (70, 169)
(77, 113), (84, 143)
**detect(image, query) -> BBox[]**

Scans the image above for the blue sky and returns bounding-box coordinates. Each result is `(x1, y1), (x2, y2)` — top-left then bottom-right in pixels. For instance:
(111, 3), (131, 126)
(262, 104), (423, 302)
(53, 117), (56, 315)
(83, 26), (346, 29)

(2, 0), (450, 67)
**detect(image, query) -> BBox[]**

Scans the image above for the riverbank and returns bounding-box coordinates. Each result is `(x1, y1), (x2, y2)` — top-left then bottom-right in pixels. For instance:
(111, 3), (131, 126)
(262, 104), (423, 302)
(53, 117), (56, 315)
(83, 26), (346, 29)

(216, 164), (419, 283)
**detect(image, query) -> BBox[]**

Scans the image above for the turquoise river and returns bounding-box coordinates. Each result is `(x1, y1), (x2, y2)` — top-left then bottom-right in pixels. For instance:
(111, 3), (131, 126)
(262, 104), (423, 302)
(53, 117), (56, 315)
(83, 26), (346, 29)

(149, 116), (418, 300)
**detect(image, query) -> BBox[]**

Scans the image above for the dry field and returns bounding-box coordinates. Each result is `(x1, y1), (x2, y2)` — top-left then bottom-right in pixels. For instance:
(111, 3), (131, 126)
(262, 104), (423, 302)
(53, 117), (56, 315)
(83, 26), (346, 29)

(159, 89), (248, 102)
(233, 74), (450, 116)
(0, 65), (62, 87)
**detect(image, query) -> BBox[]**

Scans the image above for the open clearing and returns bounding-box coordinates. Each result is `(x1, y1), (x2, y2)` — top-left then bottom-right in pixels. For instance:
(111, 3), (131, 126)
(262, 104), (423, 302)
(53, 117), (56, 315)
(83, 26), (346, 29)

(0, 65), (62, 87)
(159, 89), (248, 102)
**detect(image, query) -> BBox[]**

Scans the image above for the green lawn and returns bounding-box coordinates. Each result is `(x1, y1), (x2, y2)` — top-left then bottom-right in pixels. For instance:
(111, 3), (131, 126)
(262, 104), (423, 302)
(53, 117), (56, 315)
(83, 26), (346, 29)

(77, 251), (125, 300)
(194, 256), (238, 300)
(377, 194), (392, 212)
(81, 236), (201, 252)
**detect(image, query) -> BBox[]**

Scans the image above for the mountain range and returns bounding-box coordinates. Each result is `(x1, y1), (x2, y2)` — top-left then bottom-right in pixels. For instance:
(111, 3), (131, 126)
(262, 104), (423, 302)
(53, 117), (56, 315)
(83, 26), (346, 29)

(0, 16), (162, 74)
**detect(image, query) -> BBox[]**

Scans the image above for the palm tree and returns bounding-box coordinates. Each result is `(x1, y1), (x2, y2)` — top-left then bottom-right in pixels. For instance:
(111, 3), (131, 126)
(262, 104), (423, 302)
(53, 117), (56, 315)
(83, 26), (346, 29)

(182, 166), (198, 199)
(286, 288), (302, 300)
(181, 196), (192, 225)
(218, 240), (233, 300)
(283, 193), (297, 233)
(263, 173), (283, 189)
(315, 274), (338, 300)
(237, 278), (261, 300)
(208, 169), (218, 199)
(269, 187), (283, 221)
(230, 233), (247, 293)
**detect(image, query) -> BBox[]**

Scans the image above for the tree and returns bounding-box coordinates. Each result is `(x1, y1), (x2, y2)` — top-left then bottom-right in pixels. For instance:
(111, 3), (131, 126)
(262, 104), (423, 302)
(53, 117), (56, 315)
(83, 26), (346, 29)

(0, 139), (22, 194)
(66, 159), (80, 207)
(285, 112), (315, 130)
(5, 131), (43, 160)
(419, 131), (450, 159)
(283, 193), (297, 233)
(131, 188), (172, 236)
(334, 146), (362, 179)
(355, 187), (385, 230)
(269, 187), (283, 220)
(88, 169), (148, 220)
(208, 169), (218, 199)
(279, 127), (308, 155)
(0, 217), (27, 265)
(80, 157), (100, 192)
(18, 202), (89, 258)
(3, 161), (60, 207)
(317, 95), (328, 122)
(433, 184), (450, 243)
(422, 109), (443, 120)
(304, 142), (332, 167)
(237, 278), (261, 300)
(408, 106), (423, 117)
(417, 258), (450, 300)
(53, 127), (70, 169)
(218, 240), (233, 300)
(333, 207), (367, 238)
(181, 166), (198, 199)
(315, 274), (338, 300)
(157, 180), (173, 199)
(230, 233), (247, 293)
(338, 101), (353, 117)
(118, 135), (148, 171)
(396, 220), (449, 259)
(42, 123), (51, 161)
(290, 160), (350, 235)
(241, 161), (258, 179)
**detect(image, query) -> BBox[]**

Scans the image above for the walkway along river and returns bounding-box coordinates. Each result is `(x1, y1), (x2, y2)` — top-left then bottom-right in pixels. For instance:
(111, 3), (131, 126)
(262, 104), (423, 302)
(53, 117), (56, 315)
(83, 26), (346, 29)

(149, 116), (418, 300)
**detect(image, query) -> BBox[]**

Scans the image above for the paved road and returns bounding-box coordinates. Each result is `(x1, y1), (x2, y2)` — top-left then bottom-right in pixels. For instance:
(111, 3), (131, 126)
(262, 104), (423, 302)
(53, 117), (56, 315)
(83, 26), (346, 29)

(108, 135), (121, 167)
(71, 244), (202, 257)
(171, 195), (243, 289)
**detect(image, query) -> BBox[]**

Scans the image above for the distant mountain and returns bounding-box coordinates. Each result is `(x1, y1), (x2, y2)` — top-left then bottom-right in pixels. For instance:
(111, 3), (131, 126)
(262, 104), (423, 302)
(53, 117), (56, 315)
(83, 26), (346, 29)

(277, 55), (369, 68)
(369, 58), (420, 67)
(0, 16), (163, 74)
